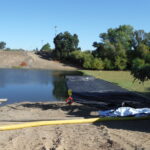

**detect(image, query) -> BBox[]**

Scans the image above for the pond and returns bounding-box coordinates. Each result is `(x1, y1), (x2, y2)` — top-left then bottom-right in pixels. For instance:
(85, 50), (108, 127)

(0, 69), (82, 105)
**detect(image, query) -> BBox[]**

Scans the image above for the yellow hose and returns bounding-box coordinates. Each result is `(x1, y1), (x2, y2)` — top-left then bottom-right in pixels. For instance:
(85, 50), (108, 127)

(0, 116), (150, 131)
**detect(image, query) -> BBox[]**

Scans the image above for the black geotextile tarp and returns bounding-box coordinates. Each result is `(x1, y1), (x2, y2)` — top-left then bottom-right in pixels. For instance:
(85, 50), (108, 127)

(66, 76), (150, 108)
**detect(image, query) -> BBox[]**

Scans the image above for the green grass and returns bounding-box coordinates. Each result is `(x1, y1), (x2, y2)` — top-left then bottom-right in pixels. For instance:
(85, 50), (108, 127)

(12, 66), (22, 69)
(81, 70), (150, 99)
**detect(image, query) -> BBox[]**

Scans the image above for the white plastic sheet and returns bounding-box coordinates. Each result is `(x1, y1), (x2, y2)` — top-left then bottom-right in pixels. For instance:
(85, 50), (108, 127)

(99, 107), (150, 117)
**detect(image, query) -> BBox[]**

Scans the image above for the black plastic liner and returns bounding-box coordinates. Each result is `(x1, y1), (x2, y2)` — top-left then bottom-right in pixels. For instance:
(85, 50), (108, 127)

(66, 76), (150, 109)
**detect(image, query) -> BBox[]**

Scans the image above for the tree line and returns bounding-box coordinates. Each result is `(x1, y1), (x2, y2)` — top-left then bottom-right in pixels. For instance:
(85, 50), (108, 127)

(38, 25), (150, 82)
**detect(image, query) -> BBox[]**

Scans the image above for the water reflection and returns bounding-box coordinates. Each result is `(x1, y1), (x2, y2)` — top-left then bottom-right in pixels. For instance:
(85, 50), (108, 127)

(52, 71), (83, 100)
(0, 69), (52, 87)
(0, 69), (81, 105)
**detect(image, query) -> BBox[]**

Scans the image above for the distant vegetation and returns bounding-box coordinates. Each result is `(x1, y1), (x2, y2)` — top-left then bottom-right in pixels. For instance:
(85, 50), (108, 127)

(0, 41), (6, 49)
(40, 43), (51, 52)
(1, 25), (150, 82)
(0, 41), (26, 51)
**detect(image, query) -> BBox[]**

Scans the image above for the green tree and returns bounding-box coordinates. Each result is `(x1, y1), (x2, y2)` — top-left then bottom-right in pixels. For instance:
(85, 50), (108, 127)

(135, 43), (149, 59)
(82, 52), (94, 69)
(131, 30), (147, 49)
(70, 50), (84, 66)
(132, 58), (145, 69)
(40, 43), (51, 51)
(127, 30), (150, 68)
(93, 25), (133, 70)
(53, 32), (79, 60)
(70, 50), (104, 70)
(100, 25), (133, 50)
(91, 58), (104, 70)
(114, 56), (127, 70)
(131, 64), (150, 82)
(145, 53), (150, 63)
(103, 58), (114, 70)
(114, 42), (127, 70)
(130, 58), (150, 82)
(0, 41), (6, 49)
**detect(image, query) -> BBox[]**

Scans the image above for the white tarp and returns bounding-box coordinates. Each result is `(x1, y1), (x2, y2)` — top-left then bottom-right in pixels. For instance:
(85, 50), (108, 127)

(99, 107), (150, 117)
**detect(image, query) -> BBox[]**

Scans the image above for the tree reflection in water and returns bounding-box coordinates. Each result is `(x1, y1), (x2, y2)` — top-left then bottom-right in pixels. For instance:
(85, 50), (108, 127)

(52, 71), (82, 101)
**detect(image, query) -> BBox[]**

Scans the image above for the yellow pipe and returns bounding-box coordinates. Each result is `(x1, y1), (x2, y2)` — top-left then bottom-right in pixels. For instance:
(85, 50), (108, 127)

(0, 116), (150, 131)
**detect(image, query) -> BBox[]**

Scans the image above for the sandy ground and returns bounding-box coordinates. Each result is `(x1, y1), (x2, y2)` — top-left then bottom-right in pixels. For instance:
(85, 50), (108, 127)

(0, 50), (150, 150)
(0, 50), (76, 70)
(0, 102), (150, 150)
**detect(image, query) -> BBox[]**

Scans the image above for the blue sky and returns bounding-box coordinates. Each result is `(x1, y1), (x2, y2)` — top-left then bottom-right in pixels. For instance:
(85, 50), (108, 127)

(0, 0), (150, 50)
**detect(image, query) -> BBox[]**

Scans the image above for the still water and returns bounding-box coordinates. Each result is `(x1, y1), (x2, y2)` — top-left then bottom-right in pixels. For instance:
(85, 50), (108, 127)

(0, 69), (81, 105)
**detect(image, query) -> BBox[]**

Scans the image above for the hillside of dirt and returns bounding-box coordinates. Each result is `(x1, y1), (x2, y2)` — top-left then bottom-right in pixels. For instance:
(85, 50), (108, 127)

(0, 50), (76, 70)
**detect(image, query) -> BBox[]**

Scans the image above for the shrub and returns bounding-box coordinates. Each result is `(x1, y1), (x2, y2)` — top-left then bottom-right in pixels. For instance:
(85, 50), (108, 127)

(82, 52), (94, 69)
(131, 64), (150, 82)
(114, 56), (127, 70)
(91, 58), (104, 70)
(132, 58), (145, 69)
(41, 43), (51, 51)
(70, 50), (84, 66)
(103, 58), (114, 70)
(145, 53), (150, 63)
(130, 58), (150, 82)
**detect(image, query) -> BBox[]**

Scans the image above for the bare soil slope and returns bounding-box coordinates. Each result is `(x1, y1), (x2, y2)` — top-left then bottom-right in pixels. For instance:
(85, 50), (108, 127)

(0, 50), (76, 70)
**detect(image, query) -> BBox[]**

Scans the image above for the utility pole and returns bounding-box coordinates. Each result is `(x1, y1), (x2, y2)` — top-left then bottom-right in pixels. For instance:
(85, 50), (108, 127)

(54, 26), (57, 36)
(41, 40), (44, 48)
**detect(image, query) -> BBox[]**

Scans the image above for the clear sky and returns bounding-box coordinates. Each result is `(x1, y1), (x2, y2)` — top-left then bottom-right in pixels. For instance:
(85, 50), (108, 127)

(0, 0), (150, 50)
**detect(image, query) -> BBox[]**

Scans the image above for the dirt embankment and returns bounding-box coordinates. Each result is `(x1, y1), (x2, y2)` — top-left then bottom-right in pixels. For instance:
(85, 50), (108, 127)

(0, 50), (76, 70)
(0, 102), (150, 150)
